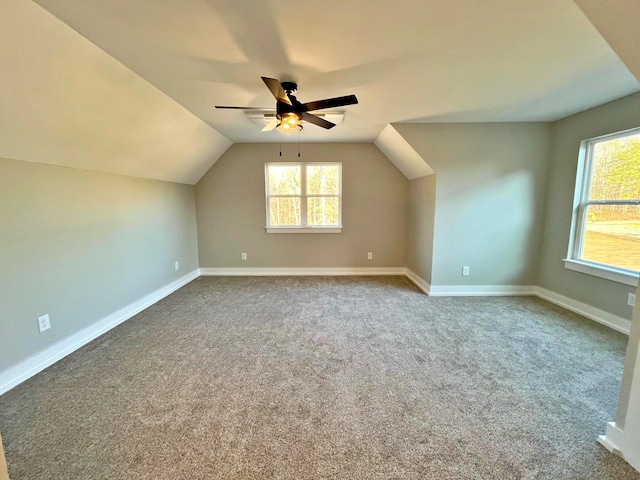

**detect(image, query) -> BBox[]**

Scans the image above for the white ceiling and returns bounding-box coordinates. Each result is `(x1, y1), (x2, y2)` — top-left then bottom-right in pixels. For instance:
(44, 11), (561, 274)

(1, 1), (637, 185)
(32, 0), (640, 144)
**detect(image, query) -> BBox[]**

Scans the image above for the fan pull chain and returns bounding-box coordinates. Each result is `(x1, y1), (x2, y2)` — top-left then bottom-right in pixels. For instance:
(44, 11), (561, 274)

(297, 132), (301, 157)
(279, 133), (282, 157)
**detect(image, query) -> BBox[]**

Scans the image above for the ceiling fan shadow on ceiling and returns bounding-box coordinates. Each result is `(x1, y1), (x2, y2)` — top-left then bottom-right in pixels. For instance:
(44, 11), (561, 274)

(215, 77), (358, 133)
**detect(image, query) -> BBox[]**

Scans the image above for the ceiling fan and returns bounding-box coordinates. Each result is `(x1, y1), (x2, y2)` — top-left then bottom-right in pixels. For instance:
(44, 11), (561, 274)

(216, 77), (358, 133)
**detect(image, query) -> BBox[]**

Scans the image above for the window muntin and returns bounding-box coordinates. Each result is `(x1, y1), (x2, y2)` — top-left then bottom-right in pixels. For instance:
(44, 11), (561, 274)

(569, 128), (640, 275)
(265, 162), (342, 231)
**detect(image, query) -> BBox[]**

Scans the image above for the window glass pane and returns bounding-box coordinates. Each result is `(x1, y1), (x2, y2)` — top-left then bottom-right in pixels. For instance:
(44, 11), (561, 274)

(268, 165), (301, 195)
(269, 197), (301, 226)
(307, 165), (340, 195)
(307, 197), (339, 226)
(589, 133), (640, 201)
(581, 204), (640, 271)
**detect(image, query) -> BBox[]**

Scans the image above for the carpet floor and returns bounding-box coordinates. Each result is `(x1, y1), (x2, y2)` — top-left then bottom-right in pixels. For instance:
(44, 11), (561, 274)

(1, 276), (639, 479)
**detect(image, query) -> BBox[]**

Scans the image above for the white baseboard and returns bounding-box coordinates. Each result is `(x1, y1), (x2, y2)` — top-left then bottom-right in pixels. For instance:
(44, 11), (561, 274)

(405, 269), (430, 294)
(598, 422), (624, 455)
(2, 267), (630, 395)
(429, 285), (538, 297)
(405, 276), (629, 335)
(535, 287), (631, 335)
(199, 267), (406, 276)
(0, 269), (199, 396)
(200, 268), (630, 334)
(597, 421), (640, 472)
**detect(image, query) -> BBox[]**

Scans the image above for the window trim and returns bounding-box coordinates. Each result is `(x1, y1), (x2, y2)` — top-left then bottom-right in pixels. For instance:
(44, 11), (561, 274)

(565, 126), (640, 286)
(264, 162), (343, 233)
(563, 259), (638, 287)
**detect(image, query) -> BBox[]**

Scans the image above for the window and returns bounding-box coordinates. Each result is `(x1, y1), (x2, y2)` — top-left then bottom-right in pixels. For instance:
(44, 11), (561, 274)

(566, 127), (640, 286)
(265, 162), (342, 233)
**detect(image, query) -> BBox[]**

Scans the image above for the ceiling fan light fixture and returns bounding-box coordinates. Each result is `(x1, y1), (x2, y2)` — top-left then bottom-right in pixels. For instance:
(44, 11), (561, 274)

(276, 112), (303, 133)
(277, 123), (303, 133)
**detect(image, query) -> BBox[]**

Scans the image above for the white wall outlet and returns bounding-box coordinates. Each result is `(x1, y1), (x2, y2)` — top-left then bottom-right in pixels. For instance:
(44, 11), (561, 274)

(38, 314), (51, 332)
(628, 293), (636, 307)
(367, 252), (373, 260)
(241, 252), (247, 261)
(462, 266), (470, 276)
(174, 261), (179, 271)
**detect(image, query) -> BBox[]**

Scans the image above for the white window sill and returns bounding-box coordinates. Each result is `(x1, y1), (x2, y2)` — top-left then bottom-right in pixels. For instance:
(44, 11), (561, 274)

(563, 259), (639, 287)
(266, 227), (342, 234)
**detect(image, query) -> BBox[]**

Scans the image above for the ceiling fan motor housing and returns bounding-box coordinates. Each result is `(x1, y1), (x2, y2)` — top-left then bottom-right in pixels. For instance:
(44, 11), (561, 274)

(276, 100), (301, 117)
(280, 81), (298, 94)
(278, 81), (303, 120)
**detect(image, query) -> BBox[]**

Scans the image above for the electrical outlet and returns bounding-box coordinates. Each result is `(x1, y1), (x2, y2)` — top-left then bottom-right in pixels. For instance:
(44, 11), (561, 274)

(241, 252), (247, 261)
(367, 252), (373, 260)
(38, 314), (51, 332)
(462, 266), (470, 276)
(174, 261), (179, 271)
(628, 293), (636, 307)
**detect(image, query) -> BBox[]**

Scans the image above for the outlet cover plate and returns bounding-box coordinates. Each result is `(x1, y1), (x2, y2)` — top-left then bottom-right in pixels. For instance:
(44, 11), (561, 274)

(38, 314), (51, 332)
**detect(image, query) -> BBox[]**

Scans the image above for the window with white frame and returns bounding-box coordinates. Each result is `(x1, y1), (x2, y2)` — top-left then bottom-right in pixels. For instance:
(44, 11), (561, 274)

(265, 162), (342, 233)
(566, 127), (640, 285)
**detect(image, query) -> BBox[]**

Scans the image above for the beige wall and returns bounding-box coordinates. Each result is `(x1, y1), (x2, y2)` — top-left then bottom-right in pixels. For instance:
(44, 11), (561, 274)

(196, 143), (408, 268)
(407, 175), (436, 283)
(621, 293), (640, 469)
(607, 281), (640, 470)
(539, 92), (640, 318)
(395, 123), (552, 287)
(0, 158), (199, 372)
(618, 282), (640, 427)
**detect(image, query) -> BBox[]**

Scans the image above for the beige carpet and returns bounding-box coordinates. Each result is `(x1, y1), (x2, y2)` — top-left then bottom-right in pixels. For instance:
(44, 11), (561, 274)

(1, 276), (639, 479)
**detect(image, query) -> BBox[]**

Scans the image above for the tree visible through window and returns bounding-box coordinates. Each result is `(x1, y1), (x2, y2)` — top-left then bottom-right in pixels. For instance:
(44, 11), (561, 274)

(571, 128), (640, 272)
(265, 162), (342, 231)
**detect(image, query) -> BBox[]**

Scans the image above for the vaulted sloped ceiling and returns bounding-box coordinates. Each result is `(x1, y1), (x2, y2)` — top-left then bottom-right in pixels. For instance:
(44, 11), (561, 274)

(31, 0), (639, 144)
(375, 126), (435, 180)
(573, 0), (640, 83)
(1, 1), (638, 184)
(0, 0), (231, 185)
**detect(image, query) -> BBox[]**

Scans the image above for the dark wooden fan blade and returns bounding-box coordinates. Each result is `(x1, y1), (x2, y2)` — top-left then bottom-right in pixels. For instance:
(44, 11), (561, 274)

(302, 112), (335, 129)
(215, 106), (273, 110)
(302, 94), (358, 112)
(261, 77), (292, 105)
